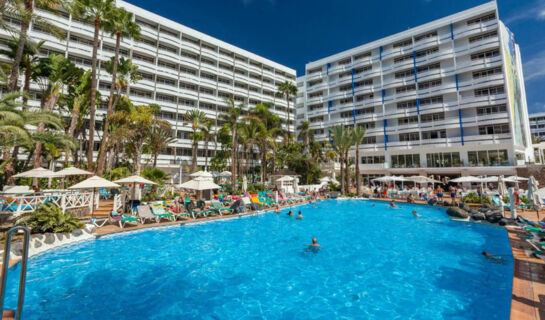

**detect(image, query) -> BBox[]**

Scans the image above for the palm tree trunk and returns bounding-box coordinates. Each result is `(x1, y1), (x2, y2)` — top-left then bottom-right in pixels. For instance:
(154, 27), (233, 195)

(134, 145), (142, 175)
(261, 149), (267, 184)
(285, 93), (290, 145)
(339, 156), (345, 194)
(231, 127), (237, 185)
(191, 138), (198, 173)
(355, 147), (361, 196)
(153, 152), (158, 168)
(33, 93), (59, 168)
(96, 31), (121, 175)
(204, 136), (209, 171)
(8, 0), (32, 91)
(87, 17), (101, 171)
(345, 151), (350, 194)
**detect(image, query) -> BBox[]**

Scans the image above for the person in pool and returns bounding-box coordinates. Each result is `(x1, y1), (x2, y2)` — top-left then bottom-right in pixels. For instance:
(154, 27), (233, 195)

(411, 210), (421, 217)
(482, 251), (503, 262)
(287, 210), (294, 216)
(274, 205), (280, 214)
(390, 200), (397, 208)
(308, 237), (321, 248)
(297, 211), (303, 219)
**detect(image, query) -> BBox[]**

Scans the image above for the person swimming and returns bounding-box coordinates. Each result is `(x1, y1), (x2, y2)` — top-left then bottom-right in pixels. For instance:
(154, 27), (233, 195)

(287, 210), (294, 216)
(482, 251), (503, 262)
(274, 205), (280, 213)
(308, 237), (321, 248)
(390, 200), (397, 208)
(297, 211), (303, 219)
(411, 210), (421, 217)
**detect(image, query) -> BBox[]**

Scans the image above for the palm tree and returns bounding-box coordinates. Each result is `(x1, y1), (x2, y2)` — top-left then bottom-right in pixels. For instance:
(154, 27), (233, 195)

(351, 126), (366, 196)
(147, 119), (175, 168)
(32, 54), (82, 168)
(330, 125), (351, 194)
(276, 81), (297, 145)
(184, 109), (207, 173)
(7, 0), (65, 91)
(296, 120), (313, 155)
(202, 118), (213, 171)
(222, 98), (243, 185)
(96, 7), (140, 175)
(238, 120), (260, 176)
(71, 0), (115, 170)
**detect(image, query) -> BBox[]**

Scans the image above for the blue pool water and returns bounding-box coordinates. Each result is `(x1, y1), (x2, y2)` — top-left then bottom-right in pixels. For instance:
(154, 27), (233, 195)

(5, 200), (513, 319)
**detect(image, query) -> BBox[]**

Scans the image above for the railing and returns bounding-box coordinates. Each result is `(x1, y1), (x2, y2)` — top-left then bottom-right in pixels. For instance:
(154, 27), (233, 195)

(0, 191), (95, 216)
(113, 193), (125, 213)
(0, 226), (31, 320)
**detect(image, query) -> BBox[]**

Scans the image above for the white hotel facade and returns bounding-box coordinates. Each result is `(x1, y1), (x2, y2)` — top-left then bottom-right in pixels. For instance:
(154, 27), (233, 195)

(296, 1), (534, 179)
(0, 0), (296, 170)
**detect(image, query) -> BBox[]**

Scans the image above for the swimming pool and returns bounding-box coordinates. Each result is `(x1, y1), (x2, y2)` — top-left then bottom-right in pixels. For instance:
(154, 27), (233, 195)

(5, 200), (513, 319)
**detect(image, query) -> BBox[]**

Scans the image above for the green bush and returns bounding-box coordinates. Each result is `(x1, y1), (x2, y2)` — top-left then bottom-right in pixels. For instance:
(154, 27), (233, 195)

(462, 192), (491, 204)
(141, 167), (169, 184)
(521, 195), (531, 204)
(247, 183), (266, 194)
(16, 203), (84, 233)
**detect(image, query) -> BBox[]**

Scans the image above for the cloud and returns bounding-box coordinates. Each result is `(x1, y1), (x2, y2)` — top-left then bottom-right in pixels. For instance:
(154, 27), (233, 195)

(504, 0), (545, 24)
(523, 50), (545, 82)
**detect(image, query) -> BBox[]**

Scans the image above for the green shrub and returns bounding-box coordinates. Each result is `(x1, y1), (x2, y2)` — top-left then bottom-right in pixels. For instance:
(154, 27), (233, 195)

(462, 192), (491, 204)
(345, 192), (355, 197)
(521, 195), (531, 204)
(141, 167), (169, 184)
(247, 183), (266, 194)
(16, 203), (84, 234)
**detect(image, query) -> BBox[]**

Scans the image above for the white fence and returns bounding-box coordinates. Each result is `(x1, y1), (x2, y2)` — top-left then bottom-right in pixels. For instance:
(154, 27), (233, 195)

(0, 191), (96, 216)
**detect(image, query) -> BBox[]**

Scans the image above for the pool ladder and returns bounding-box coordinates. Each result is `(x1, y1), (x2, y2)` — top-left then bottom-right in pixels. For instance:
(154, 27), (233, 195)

(0, 226), (31, 320)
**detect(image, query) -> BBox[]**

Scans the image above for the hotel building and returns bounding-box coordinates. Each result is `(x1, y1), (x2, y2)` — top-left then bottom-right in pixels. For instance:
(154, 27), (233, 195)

(296, 1), (534, 179)
(529, 112), (545, 140)
(0, 0), (296, 171)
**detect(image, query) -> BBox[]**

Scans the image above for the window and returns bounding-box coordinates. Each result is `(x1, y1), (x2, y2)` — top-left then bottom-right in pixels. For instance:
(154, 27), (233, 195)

(180, 66), (197, 76)
(397, 99), (417, 110)
(309, 104), (322, 111)
(399, 132), (419, 141)
(469, 31), (497, 43)
(180, 51), (198, 61)
(418, 79), (442, 90)
(426, 152), (461, 167)
(354, 65), (372, 74)
(157, 77), (176, 86)
(354, 52), (371, 60)
(474, 85), (504, 97)
(473, 67), (502, 79)
(415, 47), (438, 58)
(420, 95), (443, 106)
(393, 39), (412, 48)
(160, 27), (179, 38)
(156, 94), (176, 103)
(338, 58), (351, 65)
(394, 54), (412, 64)
(471, 49), (499, 60)
(131, 89), (152, 99)
(478, 124), (510, 135)
(354, 79), (372, 88)
(414, 31), (437, 42)
(467, 13), (496, 26)
(417, 62), (440, 74)
(356, 93), (374, 102)
(361, 156), (385, 164)
(358, 122), (376, 129)
(179, 82), (197, 91)
(422, 129), (446, 139)
(398, 116), (419, 125)
(391, 154), (420, 168)
(468, 149), (508, 166)
(133, 52), (154, 64)
(159, 43), (177, 54)
(420, 113), (444, 123)
(396, 84), (416, 94)
(158, 60), (177, 70)
(362, 136), (376, 144)
(476, 104), (506, 115)
(395, 69), (414, 79)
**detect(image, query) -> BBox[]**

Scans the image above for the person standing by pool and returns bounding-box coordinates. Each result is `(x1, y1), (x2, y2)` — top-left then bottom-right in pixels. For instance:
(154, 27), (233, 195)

(449, 186), (457, 205)
(297, 211), (303, 219)
(436, 186), (444, 201)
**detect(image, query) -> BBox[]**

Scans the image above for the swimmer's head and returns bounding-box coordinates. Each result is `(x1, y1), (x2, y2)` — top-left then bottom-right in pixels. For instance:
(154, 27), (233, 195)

(312, 237), (317, 244)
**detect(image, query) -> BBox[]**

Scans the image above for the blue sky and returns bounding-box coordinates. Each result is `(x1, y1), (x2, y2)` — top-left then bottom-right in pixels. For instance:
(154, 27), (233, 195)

(129, 0), (545, 113)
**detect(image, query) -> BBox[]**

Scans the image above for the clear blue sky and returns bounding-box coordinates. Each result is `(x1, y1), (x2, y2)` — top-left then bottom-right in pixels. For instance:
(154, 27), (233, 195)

(128, 0), (545, 113)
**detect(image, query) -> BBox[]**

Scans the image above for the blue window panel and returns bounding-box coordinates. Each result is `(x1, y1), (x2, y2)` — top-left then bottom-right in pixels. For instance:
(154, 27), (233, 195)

(383, 119), (388, 150)
(353, 109), (356, 124)
(379, 46), (383, 61)
(450, 23), (454, 40)
(416, 98), (420, 115)
(328, 100), (332, 114)
(458, 109), (464, 145)
(412, 51), (418, 83)
(455, 74), (459, 91)
(381, 89), (385, 104)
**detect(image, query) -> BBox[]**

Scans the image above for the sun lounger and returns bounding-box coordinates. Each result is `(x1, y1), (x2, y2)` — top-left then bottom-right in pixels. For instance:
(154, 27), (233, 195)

(211, 200), (233, 215)
(150, 204), (175, 222)
(91, 217), (109, 228)
(110, 211), (139, 228)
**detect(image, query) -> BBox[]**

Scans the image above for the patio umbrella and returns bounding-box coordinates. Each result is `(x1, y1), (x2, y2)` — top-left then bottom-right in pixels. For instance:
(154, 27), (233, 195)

(371, 176), (395, 182)
(114, 175), (157, 211)
(450, 176), (482, 183)
(242, 176), (248, 193)
(497, 175), (507, 217)
(189, 171), (214, 180)
(276, 176), (295, 182)
(219, 171), (232, 177)
(177, 177), (221, 191)
(69, 176), (120, 216)
(56, 166), (93, 189)
(13, 167), (61, 178)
